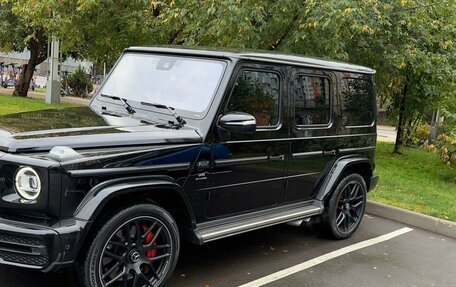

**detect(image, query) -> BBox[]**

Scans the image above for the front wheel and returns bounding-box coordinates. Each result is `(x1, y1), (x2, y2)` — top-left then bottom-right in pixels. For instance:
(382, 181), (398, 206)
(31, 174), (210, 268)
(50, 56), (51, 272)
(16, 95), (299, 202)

(313, 173), (367, 239)
(79, 204), (180, 287)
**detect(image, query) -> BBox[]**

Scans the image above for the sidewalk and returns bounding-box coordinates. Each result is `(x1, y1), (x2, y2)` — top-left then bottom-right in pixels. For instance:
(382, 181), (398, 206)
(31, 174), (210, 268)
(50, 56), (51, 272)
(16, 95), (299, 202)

(0, 87), (90, 106)
(377, 125), (396, 142)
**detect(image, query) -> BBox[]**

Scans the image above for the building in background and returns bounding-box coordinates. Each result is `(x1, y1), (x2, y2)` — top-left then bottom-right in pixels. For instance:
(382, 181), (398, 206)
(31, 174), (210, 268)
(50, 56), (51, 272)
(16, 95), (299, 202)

(0, 51), (92, 88)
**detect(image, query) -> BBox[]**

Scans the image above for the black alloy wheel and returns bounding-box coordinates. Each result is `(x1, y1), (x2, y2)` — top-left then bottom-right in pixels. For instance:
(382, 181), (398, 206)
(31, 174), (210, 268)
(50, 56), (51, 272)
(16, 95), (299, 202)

(334, 180), (365, 233)
(80, 204), (180, 287)
(313, 173), (367, 239)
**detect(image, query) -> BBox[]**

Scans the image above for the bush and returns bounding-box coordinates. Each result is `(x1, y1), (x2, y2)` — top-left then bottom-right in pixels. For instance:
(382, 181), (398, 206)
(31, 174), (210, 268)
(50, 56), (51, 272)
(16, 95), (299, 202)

(66, 66), (93, 98)
(436, 134), (456, 166)
(409, 124), (431, 146)
(425, 134), (456, 166)
(441, 108), (456, 137)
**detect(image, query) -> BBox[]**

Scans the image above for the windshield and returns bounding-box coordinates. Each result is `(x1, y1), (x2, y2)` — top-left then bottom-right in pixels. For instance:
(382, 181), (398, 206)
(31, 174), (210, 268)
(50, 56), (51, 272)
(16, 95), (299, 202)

(98, 53), (226, 118)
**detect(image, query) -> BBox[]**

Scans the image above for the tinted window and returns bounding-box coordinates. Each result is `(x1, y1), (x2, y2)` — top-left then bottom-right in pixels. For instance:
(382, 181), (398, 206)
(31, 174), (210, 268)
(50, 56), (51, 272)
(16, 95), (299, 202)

(226, 70), (280, 127)
(340, 77), (374, 126)
(293, 75), (330, 126)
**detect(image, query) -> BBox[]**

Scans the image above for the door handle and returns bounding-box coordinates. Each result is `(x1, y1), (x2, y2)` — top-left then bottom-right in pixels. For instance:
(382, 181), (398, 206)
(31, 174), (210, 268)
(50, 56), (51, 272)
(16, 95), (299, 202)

(323, 150), (337, 156)
(268, 155), (285, 162)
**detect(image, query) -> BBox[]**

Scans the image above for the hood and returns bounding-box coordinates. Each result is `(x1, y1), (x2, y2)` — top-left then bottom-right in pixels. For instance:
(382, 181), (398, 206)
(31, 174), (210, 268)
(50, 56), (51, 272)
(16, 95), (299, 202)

(0, 107), (202, 152)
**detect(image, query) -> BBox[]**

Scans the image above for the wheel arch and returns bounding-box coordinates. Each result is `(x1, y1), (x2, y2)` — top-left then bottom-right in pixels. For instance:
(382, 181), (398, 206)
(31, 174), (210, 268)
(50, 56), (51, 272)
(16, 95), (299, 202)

(74, 176), (194, 221)
(315, 156), (374, 203)
(72, 175), (195, 261)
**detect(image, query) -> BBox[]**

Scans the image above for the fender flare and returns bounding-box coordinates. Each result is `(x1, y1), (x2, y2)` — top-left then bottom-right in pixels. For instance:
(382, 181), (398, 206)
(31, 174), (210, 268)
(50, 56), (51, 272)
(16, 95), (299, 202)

(315, 156), (374, 202)
(73, 175), (196, 224)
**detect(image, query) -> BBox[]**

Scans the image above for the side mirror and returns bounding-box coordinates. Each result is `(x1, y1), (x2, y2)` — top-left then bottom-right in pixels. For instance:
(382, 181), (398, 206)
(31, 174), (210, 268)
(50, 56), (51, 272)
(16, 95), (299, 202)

(218, 112), (257, 134)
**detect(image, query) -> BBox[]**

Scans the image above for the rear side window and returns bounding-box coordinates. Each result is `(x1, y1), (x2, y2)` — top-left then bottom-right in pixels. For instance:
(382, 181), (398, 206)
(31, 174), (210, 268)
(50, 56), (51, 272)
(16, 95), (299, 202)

(293, 75), (330, 126)
(226, 70), (280, 127)
(340, 77), (374, 126)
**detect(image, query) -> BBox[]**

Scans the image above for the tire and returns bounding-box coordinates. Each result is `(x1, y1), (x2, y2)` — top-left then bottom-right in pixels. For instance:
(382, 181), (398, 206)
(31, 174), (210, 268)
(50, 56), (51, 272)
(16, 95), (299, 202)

(79, 204), (180, 287)
(312, 173), (367, 239)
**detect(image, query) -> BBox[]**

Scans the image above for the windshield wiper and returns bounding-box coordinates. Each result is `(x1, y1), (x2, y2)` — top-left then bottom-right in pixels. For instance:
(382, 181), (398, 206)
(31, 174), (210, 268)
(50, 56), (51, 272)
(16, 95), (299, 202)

(101, 109), (123, 117)
(101, 93), (136, 115)
(140, 101), (186, 127)
(100, 107), (160, 126)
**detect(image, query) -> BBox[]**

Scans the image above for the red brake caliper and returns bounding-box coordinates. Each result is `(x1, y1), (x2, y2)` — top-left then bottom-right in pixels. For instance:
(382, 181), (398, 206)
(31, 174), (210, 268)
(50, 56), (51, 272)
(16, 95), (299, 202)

(142, 225), (157, 258)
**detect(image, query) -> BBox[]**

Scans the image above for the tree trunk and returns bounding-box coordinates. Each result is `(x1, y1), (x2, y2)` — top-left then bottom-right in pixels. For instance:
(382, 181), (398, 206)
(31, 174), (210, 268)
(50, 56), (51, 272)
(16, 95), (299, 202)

(13, 50), (38, 97)
(393, 76), (409, 153)
(404, 118), (414, 146)
(13, 31), (47, 97)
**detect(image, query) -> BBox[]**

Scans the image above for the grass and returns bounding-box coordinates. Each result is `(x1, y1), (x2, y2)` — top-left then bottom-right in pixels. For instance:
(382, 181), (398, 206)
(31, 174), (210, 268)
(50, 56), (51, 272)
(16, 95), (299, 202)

(370, 142), (456, 221)
(0, 93), (77, 115)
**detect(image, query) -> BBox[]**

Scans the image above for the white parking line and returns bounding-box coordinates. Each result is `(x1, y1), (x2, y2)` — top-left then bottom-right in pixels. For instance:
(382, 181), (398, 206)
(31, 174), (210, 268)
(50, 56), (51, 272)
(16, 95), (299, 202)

(238, 227), (413, 287)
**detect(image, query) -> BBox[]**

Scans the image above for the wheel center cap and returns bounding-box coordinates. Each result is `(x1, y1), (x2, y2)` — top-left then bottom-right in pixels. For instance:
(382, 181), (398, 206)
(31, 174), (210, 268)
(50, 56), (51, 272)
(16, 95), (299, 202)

(130, 251), (141, 263)
(344, 203), (350, 210)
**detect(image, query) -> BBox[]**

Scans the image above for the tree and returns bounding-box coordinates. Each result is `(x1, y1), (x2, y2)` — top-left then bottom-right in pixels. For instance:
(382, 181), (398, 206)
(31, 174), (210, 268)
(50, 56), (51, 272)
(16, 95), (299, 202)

(4, 0), (169, 64)
(4, 0), (454, 155)
(66, 66), (93, 98)
(5, 0), (304, 59)
(0, 2), (47, 97)
(283, 0), (455, 153)
(156, 1), (455, 154)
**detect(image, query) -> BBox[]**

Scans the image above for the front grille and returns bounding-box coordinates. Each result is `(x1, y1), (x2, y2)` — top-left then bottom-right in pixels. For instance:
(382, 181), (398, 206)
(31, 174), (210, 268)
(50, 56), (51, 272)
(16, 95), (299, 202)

(0, 250), (48, 266)
(0, 234), (44, 246)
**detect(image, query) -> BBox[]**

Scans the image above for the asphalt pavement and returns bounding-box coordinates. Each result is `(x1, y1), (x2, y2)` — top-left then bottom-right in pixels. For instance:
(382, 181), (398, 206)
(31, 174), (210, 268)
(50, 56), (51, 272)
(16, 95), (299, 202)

(1, 214), (455, 287)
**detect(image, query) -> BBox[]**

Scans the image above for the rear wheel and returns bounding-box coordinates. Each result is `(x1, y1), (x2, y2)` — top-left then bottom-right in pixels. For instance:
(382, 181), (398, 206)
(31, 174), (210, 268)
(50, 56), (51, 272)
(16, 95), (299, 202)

(313, 173), (367, 239)
(80, 204), (180, 287)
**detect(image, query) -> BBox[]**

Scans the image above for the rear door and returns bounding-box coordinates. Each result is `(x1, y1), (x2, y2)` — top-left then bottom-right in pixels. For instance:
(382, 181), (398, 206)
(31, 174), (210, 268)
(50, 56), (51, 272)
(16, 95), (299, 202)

(284, 68), (338, 203)
(205, 64), (289, 218)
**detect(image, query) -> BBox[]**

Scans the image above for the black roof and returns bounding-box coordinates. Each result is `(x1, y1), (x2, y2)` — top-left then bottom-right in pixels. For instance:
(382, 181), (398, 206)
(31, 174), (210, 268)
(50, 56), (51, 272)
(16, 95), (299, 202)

(126, 46), (376, 75)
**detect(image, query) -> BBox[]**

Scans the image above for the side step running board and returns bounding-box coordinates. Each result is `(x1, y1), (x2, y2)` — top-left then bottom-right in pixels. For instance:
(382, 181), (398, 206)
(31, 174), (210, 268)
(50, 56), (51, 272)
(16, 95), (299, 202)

(195, 203), (323, 244)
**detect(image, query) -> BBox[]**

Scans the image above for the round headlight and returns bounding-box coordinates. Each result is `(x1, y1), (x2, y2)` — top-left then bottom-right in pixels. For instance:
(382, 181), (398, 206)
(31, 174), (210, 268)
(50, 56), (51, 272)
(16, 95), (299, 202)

(14, 166), (41, 200)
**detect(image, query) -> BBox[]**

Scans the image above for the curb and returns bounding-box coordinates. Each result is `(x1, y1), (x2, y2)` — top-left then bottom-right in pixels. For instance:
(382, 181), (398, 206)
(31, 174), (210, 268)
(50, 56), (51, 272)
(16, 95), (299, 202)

(366, 200), (456, 239)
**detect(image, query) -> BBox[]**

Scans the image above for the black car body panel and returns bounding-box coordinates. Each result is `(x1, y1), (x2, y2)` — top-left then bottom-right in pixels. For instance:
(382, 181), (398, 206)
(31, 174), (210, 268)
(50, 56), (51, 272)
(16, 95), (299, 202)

(0, 107), (202, 152)
(0, 47), (378, 271)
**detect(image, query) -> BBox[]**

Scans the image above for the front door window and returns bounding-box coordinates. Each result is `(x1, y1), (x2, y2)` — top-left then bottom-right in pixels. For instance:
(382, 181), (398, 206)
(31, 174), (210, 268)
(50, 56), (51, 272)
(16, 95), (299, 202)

(226, 70), (280, 127)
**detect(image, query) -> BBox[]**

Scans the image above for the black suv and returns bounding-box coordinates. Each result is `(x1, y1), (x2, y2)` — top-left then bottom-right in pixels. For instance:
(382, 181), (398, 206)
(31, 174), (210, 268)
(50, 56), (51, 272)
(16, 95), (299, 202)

(0, 47), (378, 287)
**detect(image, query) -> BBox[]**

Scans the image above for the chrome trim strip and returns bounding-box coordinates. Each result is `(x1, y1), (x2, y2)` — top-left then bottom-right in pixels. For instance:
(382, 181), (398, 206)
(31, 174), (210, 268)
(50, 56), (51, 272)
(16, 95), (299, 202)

(285, 172), (320, 179)
(198, 176), (283, 191)
(290, 133), (377, 141)
(339, 146), (376, 153)
(214, 156), (268, 167)
(68, 162), (191, 177)
(292, 151), (323, 158)
(294, 122), (333, 130)
(345, 121), (376, 128)
(225, 133), (376, 144)
(208, 170), (233, 175)
(200, 206), (322, 241)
